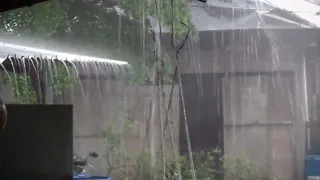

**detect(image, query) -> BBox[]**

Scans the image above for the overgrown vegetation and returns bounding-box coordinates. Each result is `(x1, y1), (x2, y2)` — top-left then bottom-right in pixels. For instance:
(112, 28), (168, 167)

(0, 2), (261, 180)
(157, 148), (259, 180)
(100, 100), (259, 180)
(0, 0), (196, 85)
(0, 73), (37, 104)
(0, 64), (77, 104)
(47, 64), (77, 95)
(101, 136), (259, 180)
(100, 100), (139, 176)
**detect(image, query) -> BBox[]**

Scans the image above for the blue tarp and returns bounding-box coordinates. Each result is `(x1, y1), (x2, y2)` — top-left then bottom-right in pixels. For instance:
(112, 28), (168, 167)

(73, 174), (111, 180)
(305, 155), (320, 178)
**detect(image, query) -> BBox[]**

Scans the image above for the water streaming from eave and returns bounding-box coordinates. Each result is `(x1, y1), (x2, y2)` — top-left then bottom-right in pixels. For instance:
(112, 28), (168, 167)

(0, 0), (319, 179)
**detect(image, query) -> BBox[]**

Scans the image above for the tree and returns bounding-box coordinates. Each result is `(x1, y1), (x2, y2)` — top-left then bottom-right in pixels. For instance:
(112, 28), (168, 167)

(0, 0), (195, 84)
(0, 1), (197, 178)
(0, 0), (193, 64)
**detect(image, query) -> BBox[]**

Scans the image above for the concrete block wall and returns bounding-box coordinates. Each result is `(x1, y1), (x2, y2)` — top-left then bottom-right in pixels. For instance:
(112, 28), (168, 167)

(58, 79), (180, 176)
(0, 73), (180, 177)
(172, 30), (310, 180)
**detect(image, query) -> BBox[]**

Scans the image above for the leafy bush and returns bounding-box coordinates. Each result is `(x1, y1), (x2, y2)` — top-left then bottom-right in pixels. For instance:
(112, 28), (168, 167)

(1, 73), (37, 104)
(47, 64), (77, 95)
(224, 155), (259, 180)
(100, 101), (259, 180)
(0, 64), (77, 104)
(158, 148), (259, 180)
(100, 141), (259, 180)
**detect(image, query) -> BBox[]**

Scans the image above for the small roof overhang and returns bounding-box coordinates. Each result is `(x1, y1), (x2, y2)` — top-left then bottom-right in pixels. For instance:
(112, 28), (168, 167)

(0, 42), (128, 65)
(149, 0), (317, 33)
(0, 41), (130, 78)
(0, 0), (50, 13)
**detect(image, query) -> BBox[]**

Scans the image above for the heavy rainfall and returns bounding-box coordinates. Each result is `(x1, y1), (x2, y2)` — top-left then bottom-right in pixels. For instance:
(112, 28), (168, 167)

(0, 0), (319, 180)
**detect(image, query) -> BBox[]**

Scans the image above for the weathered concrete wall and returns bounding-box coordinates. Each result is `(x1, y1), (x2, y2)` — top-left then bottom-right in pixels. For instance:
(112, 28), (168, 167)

(56, 79), (180, 176)
(0, 71), (180, 177)
(164, 29), (313, 180)
(0, 28), (316, 179)
(186, 53), (305, 180)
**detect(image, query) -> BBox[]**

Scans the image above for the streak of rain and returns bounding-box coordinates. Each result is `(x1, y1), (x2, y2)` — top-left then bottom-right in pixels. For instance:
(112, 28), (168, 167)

(0, 0), (319, 180)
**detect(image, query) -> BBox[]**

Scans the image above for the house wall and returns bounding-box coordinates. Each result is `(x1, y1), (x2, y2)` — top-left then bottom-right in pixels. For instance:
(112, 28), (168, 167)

(163, 29), (315, 180)
(55, 79), (180, 176)
(0, 28), (317, 179)
(0, 72), (180, 177)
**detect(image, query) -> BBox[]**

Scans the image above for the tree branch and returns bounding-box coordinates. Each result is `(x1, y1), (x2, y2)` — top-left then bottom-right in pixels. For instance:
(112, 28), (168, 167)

(106, 143), (123, 175)
(177, 22), (191, 52)
(163, 21), (190, 134)
(163, 66), (177, 133)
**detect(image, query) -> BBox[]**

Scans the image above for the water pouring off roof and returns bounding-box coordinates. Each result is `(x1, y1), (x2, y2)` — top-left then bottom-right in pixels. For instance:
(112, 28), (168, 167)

(0, 42), (129, 65)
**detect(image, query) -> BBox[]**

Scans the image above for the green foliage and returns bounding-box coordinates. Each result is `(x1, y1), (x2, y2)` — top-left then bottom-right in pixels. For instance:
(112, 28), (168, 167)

(99, 101), (258, 180)
(143, 148), (259, 180)
(224, 155), (259, 180)
(132, 150), (156, 179)
(101, 125), (129, 175)
(96, 143), (259, 180)
(162, 156), (193, 180)
(0, 0), (192, 85)
(0, 0), (193, 57)
(0, 73), (37, 104)
(123, 54), (173, 85)
(47, 64), (77, 95)
(0, 0), (68, 37)
(118, 0), (195, 37)
(32, 0), (68, 37)
(0, 64), (77, 104)
(163, 150), (219, 180)
(99, 100), (258, 180)
(100, 100), (139, 175)
(192, 150), (218, 180)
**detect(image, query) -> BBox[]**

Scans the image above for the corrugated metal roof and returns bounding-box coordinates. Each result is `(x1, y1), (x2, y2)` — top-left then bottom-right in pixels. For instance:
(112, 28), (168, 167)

(0, 42), (128, 65)
(264, 0), (320, 27)
(149, 0), (318, 32)
(206, 0), (273, 10)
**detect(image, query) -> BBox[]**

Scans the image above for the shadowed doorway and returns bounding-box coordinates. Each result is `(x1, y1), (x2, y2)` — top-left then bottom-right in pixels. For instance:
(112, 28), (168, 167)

(179, 73), (224, 154)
